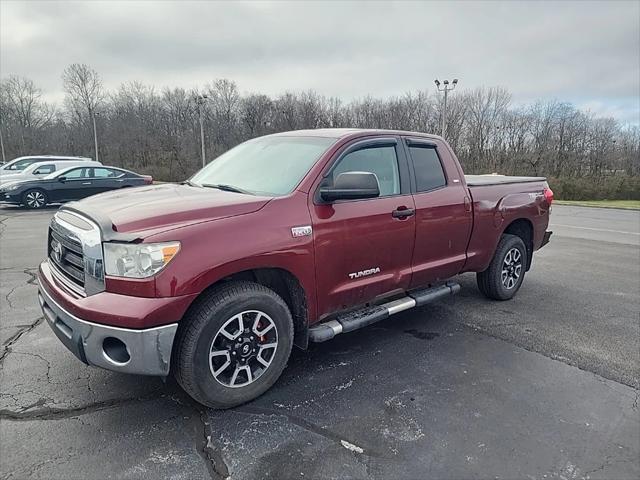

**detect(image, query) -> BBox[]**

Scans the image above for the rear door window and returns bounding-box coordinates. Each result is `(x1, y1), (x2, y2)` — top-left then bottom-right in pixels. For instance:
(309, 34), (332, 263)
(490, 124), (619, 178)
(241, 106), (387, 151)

(92, 168), (120, 178)
(408, 146), (446, 192)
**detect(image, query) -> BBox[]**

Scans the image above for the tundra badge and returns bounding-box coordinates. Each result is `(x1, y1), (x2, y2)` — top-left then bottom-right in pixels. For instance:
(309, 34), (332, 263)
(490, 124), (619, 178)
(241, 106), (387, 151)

(349, 267), (381, 279)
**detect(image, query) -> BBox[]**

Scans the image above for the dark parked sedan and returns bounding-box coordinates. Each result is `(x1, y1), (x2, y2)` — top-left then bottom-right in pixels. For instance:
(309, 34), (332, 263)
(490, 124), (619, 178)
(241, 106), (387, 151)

(0, 165), (152, 208)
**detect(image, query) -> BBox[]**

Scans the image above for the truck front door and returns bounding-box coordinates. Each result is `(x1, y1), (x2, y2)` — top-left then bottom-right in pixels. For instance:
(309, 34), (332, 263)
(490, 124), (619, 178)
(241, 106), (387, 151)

(310, 137), (416, 318)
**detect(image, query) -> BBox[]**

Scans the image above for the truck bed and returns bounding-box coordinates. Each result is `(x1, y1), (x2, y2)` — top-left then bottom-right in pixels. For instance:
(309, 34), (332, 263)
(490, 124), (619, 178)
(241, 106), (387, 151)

(465, 175), (546, 186)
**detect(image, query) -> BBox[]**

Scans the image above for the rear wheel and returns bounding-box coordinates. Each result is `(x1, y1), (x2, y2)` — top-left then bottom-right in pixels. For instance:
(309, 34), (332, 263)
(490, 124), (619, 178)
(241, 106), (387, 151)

(22, 189), (48, 209)
(173, 281), (294, 409)
(477, 234), (527, 300)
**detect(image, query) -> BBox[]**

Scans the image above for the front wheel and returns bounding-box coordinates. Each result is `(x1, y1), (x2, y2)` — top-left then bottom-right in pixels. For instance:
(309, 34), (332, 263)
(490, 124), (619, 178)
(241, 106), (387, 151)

(22, 189), (48, 209)
(477, 234), (527, 300)
(173, 281), (294, 409)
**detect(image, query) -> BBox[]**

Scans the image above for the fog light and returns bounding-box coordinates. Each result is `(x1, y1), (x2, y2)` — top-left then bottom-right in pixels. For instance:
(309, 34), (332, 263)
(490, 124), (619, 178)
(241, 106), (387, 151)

(103, 337), (130, 364)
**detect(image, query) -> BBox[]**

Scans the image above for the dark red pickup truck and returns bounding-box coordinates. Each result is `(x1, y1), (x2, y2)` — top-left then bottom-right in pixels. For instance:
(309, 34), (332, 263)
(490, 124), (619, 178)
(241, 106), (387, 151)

(37, 129), (552, 408)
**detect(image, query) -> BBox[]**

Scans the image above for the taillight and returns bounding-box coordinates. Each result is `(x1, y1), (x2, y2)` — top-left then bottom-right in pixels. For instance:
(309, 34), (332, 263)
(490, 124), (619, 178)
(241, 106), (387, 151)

(544, 187), (554, 205)
(143, 175), (153, 185)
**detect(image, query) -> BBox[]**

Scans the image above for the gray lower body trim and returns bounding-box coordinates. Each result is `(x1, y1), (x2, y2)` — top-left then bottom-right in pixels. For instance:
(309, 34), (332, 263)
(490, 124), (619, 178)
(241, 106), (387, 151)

(38, 279), (178, 376)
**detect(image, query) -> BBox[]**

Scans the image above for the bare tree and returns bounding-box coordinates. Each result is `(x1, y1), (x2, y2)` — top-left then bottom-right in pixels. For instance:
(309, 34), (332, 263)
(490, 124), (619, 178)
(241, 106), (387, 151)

(241, 94), (273, 136)
(62, 63), (104, 121)
(0, 72), (636, 201)
(0, 75), (54, 152)
(464, 87), (511, 172)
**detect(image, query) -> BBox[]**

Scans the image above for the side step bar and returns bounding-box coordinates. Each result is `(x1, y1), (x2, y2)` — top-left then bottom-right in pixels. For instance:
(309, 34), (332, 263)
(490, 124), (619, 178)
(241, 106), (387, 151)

(309, 281), (461, 343)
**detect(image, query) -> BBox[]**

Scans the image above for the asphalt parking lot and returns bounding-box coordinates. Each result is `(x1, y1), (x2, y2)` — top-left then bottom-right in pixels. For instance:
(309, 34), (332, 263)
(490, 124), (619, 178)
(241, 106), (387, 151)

(0, 204), (638, 480)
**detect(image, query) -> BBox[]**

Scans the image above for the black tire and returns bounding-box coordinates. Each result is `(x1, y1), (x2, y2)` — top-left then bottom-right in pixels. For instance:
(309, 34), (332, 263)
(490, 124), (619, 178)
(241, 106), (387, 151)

(477, 234), (527, 301)
(173, 281), (294, 409)
(22, 189), (48, 209)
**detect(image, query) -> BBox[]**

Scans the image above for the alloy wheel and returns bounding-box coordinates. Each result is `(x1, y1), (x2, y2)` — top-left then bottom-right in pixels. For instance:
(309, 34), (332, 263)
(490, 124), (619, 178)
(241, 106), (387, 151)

(208, 310), (278, 388)
(501, 247), (522, 289)
(26, 191), (45, 208)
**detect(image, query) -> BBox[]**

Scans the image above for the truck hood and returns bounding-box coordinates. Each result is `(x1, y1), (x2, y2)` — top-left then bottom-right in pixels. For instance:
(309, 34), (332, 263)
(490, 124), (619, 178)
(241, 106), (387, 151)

(67, 183), (272, 236)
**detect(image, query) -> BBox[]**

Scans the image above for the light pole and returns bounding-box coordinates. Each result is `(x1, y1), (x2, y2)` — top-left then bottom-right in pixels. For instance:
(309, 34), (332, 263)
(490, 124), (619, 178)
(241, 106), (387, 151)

(92, 111), (100, 163)
(0, 127), (6, 163)
(194, 94), (208, 168)
(434, 78), (458, 138)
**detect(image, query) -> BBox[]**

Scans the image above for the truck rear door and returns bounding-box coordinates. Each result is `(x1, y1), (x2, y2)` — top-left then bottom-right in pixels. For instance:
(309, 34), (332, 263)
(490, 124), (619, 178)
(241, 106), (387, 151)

(403, 137), (473, 286)
(310, 137), (416, 316)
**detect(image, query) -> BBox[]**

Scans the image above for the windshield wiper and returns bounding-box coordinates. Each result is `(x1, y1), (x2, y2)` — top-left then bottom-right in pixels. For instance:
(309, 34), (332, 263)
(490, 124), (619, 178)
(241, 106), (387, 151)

(180, 179), (197, 187)
(202, 183), (253, 195)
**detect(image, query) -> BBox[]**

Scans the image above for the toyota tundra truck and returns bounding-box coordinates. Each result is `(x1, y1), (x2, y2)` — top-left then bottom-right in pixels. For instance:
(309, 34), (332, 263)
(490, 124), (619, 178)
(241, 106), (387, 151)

(37, 129), (553, 408)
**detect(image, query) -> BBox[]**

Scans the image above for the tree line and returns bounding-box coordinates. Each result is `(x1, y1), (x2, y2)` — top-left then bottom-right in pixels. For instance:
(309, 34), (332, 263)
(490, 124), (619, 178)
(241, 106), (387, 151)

(1, 63), (638, 200)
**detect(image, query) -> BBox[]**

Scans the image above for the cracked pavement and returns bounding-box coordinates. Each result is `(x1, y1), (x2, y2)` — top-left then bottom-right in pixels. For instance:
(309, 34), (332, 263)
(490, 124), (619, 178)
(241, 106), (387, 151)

(0, 204), (638, 479)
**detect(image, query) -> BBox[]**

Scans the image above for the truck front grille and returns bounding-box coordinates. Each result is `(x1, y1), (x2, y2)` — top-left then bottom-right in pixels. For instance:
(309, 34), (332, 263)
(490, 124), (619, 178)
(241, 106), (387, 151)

(47, 210), (105, 296)
(48, 218), (86, 293)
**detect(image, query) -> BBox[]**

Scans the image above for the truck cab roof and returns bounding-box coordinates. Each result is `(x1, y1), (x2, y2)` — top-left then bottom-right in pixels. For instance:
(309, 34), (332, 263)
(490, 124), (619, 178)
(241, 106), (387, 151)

(269, 128), (442, 141)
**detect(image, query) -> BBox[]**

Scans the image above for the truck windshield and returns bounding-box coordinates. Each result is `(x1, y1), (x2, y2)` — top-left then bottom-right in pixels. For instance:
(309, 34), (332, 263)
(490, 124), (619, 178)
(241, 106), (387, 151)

(190, 136), (336, 196)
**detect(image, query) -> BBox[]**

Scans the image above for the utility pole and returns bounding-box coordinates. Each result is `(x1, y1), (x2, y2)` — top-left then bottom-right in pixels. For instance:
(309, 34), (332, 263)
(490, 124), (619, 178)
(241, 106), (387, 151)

(0, 126), (6, 163)
(434, 78), (458, 138)
(92, 111), (100, 163)
(194, 94), (208, 168)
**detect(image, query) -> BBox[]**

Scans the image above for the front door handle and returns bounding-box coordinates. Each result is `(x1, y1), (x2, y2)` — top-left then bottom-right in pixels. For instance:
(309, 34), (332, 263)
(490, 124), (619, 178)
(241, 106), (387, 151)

(81, 182), (92, 185)
(392, 207), (415, 219)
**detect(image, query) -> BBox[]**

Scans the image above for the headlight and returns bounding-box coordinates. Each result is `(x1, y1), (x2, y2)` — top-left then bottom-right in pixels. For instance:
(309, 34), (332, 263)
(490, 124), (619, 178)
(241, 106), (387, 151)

(3, 184), (20, 191)
(103, 242), (180, 278)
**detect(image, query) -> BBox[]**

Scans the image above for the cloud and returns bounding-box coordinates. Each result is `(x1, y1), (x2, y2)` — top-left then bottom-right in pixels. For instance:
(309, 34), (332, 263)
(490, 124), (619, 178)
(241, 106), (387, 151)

(1, 0), (638, 123)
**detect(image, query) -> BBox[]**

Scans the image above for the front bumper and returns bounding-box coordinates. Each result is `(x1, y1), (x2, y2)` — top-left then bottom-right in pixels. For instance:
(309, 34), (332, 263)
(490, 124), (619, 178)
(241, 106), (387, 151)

(38, 277), (178, 376)
(0, 191), (22, 204)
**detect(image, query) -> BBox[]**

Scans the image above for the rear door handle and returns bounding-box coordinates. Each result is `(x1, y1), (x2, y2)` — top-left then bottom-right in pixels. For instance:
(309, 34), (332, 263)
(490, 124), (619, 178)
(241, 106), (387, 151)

(392, 207), (415, 219)
(464, 196), (472, 212)
(81, 182), (92, 185)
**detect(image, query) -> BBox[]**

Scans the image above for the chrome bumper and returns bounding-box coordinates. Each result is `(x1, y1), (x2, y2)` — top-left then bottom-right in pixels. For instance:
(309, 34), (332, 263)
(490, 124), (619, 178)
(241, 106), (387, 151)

(38, 279), (178, 376)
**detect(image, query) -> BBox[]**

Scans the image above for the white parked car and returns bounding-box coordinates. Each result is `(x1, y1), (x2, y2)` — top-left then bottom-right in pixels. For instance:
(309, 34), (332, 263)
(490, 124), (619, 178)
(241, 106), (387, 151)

(0, 160), (102, 186)
(0, 156), (93, 175)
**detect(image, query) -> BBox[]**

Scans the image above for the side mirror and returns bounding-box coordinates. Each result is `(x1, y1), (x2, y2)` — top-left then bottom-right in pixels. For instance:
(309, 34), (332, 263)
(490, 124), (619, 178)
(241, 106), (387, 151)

(320, 172), (380, 202)
(57, 176), (67, 182)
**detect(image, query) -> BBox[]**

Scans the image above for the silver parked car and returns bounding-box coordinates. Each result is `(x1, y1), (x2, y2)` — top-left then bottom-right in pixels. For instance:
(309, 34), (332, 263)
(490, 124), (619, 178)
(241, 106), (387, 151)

(0, 160), (102, 186)
(0, 156), (93, 175)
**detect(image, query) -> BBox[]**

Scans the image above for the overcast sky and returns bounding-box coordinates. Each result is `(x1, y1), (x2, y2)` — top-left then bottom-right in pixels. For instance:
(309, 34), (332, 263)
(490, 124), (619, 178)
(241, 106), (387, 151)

(1, 0), (638, 124)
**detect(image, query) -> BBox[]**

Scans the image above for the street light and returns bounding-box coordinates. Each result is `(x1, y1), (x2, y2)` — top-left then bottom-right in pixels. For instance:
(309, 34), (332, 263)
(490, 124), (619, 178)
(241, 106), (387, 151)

(92, 111), (100, 163)
(194, 94), (208, 168)
(0, 127), (6, 164)
(434, 78), (459, 138)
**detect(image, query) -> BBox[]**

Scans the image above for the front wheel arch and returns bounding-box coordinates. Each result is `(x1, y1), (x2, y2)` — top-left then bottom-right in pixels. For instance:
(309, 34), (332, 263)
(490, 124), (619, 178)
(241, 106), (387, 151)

(172, 280), (294, 408)
(182, 267), (310, 350)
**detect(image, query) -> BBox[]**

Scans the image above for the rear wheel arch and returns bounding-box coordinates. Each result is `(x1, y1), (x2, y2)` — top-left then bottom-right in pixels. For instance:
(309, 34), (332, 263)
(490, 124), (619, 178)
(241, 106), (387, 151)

(502, 218), (533, 270)
(477, 233), (527, 300)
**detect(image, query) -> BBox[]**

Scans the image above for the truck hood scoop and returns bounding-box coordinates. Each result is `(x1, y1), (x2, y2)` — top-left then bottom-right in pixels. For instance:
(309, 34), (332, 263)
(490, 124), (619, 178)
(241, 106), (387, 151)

(68, 183), (272, 236)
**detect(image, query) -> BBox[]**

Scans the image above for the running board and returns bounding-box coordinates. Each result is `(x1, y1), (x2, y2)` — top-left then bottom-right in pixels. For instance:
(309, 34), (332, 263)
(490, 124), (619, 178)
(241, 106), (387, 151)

(308, 282), (461, 343)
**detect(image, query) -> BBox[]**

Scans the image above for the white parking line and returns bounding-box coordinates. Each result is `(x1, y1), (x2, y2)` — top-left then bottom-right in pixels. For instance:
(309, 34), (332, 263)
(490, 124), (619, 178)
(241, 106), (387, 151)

(550, 224), (640, 236)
